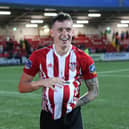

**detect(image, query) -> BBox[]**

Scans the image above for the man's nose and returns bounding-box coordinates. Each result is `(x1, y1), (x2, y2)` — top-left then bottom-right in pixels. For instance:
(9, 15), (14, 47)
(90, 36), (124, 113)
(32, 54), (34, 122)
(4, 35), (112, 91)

(62, 29), (67, 35)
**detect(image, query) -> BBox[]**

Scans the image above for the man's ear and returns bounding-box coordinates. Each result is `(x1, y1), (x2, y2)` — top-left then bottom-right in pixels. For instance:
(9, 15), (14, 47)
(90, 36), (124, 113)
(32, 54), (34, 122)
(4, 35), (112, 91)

(50, 29), (54, 37)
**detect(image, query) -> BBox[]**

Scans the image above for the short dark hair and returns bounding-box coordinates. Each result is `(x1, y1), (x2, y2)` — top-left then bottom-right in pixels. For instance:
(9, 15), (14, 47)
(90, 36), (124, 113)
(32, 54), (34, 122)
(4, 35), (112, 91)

(51, 12), (72, 27)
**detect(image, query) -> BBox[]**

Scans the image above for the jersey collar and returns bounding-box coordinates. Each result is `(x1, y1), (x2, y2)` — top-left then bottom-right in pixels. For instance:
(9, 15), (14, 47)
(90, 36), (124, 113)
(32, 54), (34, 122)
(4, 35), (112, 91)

(53, 44), (72, 58)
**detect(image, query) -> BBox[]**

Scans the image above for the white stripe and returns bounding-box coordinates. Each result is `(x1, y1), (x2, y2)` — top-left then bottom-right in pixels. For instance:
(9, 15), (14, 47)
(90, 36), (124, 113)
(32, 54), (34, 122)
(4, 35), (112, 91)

(69, 50), (77, 80)
(54, 87), (63, 119)
(46, 88), (53, 113)
(0, 90), (40, 97)
(98, 68), (129, 74)
(58, 56), (65, 78)
(54, 56), (65, 119)
(47, 49), (54, 78)
(40, 64), (46, 79)
(98, 74), (129, 78)
(66, 82), (75, 113)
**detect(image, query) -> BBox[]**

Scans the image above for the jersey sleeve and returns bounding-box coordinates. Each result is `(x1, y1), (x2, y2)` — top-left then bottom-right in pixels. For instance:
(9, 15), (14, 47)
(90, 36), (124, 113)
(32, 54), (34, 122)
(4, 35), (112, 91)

(23, 51), (39, 76)
(80, 54), (97, 80)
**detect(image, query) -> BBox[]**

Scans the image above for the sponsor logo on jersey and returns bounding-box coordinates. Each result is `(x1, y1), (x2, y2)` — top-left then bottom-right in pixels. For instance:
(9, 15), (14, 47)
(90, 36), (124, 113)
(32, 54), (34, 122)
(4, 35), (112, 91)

(69, 62), (76, 71)
(89, 63), (96, 75)
(25, 59), (32, 69)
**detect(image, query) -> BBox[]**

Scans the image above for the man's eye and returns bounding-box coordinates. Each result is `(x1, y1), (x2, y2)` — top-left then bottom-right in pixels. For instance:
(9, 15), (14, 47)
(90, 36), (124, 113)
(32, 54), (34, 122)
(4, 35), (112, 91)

(66, 28), (71, 32)
(58, 28), (63, 32)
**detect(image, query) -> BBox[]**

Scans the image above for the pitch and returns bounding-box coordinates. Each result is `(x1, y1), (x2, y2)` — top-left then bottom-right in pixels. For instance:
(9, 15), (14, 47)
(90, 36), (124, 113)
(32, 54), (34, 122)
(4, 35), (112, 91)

(0, 61), (129, 129)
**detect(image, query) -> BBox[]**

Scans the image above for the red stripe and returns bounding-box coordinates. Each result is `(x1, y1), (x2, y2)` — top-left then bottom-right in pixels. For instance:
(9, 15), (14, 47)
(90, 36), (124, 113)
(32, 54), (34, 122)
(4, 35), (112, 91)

(43, 51), (49, 78)
(52, 53), (58, 119)
(42, 88), (47, 111)
(53, 53), (59, 77)
(44, 88), (49, 111)
(73, 81), (80, 98)
(73, 81), (79, 88)
(64, 54), (70, 80)
(70, 103), (75, 109)
(72, 49), (81, 81)
(48, 87), (55, 118)
(62, 85), (70, 115)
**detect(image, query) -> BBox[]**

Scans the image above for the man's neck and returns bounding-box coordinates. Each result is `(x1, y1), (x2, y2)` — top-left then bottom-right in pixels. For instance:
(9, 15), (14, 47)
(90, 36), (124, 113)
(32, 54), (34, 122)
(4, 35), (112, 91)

(54, 45), (71, 56)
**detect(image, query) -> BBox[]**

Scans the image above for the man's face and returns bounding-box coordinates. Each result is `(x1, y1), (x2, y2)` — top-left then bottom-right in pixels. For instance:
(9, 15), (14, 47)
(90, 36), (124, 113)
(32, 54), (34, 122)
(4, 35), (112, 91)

(51, 20), (74, 49)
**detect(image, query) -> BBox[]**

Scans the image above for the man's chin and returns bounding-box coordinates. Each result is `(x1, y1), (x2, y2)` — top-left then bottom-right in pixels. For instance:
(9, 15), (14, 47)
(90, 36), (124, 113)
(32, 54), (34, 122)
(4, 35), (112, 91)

(61, 43), (71, 50)
(62, 41), (69, 46)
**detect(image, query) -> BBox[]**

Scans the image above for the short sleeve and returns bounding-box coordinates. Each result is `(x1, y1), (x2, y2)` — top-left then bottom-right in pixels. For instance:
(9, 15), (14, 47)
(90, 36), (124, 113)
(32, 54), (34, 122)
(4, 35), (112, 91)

(80, 54), (97, 80)
(23, 51), (39, 76)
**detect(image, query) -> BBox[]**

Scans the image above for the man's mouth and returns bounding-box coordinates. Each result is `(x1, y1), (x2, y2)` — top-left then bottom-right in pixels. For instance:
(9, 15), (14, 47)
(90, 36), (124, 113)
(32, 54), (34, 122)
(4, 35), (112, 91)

(60, 38), (69, 41)
(59, 35), (70, 41)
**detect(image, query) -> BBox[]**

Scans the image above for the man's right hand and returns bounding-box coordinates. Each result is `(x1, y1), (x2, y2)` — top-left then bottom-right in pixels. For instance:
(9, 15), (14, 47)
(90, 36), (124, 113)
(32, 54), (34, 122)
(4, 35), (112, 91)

(39, 77), (65, 90)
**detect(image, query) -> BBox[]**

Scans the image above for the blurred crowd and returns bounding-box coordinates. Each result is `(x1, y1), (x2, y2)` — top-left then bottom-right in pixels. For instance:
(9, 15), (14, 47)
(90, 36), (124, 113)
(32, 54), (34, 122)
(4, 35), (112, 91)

(0, 33), (129, 61)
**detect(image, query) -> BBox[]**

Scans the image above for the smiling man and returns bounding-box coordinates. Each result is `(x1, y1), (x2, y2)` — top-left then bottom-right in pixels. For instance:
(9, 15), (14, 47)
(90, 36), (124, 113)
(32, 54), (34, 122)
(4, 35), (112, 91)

(18, 12), (99, 129)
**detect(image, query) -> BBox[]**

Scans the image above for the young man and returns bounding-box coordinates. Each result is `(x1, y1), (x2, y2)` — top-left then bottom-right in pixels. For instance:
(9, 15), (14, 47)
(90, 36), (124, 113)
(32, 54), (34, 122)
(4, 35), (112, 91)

(18, 12), (99, 129)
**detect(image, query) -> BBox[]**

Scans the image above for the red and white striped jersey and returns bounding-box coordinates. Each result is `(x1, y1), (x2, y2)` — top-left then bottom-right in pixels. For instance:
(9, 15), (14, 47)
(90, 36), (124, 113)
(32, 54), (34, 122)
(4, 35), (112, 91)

(24, 45), (97, 120)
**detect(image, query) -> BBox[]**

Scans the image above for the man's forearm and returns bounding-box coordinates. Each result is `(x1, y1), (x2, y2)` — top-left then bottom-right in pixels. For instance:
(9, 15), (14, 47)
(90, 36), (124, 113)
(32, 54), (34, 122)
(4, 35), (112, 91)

(75, 91), (97, 108)
(75, 78), (99, 108)
(19, 73), (65, 93)
(19, 80), (42, 93)
(75, 93), (90, 108)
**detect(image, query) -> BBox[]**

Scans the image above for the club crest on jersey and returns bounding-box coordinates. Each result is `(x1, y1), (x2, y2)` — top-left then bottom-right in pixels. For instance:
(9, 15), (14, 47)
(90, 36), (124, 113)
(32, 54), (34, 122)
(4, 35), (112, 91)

(89, 63), (96, 74)
(25, 59), (32, 69)
(69, 62), (76, 71)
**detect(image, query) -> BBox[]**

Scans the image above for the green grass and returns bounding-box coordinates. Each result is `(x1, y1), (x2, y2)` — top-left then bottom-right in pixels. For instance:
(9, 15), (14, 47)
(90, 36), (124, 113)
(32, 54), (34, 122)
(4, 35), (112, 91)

(0, 61), (129, 129)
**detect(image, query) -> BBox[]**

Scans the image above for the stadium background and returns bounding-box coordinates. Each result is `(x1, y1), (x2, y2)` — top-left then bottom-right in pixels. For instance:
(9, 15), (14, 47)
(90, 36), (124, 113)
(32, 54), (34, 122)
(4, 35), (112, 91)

(0, 0), (129, 129)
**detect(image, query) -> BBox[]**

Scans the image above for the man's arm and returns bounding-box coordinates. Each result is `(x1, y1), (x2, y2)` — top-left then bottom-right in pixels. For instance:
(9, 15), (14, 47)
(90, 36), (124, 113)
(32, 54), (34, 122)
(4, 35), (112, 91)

(75, 77), (99, 108)
(18, 72), (42, 93)
(18, 72), (64, 93)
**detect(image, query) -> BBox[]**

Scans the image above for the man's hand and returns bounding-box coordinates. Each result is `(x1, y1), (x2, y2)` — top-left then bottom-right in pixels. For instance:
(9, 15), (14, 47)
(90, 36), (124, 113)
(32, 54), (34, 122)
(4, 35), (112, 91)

(39, 77), (65, 90)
